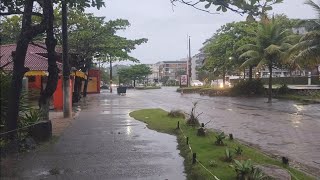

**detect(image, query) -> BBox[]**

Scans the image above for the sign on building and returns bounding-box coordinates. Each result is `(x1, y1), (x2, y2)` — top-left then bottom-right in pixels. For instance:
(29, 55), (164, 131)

(180, 75), (188, 86)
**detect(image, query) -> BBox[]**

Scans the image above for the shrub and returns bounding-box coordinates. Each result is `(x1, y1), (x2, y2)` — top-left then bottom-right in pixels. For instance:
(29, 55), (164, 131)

(0, 73), (29, 130)
(215, 132), (226, 145)
(186, 102), (201, 126)
(235, 146), (243, 155)
(231, 159), (266, 180)
(231, 159), (254, 180)
(225, 148), (233, 162)
(20, 109), (41, 127)
(168, 110), (185, 118)
(231, 79), (265, 96)
(277, 84), (290, 95)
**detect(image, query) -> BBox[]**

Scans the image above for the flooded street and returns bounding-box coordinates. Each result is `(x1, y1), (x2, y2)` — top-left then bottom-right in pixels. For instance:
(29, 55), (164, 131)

(2, 87), (320, 179)
(125, 87), (320, 175)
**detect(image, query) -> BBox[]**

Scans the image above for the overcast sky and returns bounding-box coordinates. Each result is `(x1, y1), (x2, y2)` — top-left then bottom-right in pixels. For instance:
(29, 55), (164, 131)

(87, 0), (316, 64)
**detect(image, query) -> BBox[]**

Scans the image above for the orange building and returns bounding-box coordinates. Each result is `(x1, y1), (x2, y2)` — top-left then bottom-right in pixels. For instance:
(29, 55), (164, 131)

(0, 43), (86, 110)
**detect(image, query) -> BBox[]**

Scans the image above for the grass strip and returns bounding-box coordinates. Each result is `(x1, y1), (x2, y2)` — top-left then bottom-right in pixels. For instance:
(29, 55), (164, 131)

(129, 108), (314, 180)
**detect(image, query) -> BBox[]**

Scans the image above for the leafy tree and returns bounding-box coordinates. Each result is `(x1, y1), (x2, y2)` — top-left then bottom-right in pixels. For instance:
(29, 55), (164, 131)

(171, 0), (283, 18)
(238, 18), (295, 102)
(1, 0), (104, 149)
(289, 0), (320, 67)
(117, 64), (152, 87)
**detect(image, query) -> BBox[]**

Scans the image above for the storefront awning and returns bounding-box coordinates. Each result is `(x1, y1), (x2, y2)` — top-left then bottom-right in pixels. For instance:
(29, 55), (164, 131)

(25, 71), (48, 76)
(71, 71), (87, 79)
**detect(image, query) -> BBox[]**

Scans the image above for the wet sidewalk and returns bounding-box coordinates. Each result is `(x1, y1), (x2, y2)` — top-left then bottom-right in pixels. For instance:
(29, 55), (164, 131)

(1, 92), (185, 179)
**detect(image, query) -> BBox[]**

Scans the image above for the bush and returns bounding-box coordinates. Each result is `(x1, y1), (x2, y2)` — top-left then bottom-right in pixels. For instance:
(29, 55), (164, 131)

(186, 102), (201, 126)
(231, 159), (266, 180)
(0, 73), (29, 130)
(235, 146), (243, 155)
(215, 132), (226, 145)
(231, 79), (265, 96)
(277, 84), (290, 95)
(225, 148), (233, 162)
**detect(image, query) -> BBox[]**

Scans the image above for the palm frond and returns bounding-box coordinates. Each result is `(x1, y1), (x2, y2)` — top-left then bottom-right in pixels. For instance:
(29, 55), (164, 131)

(294, 45), (320, 65)
(237, 44), (260, 53)
(305, 0), (320, 17)
(240, 57), (259, 68)
(239, 50), (260, 60)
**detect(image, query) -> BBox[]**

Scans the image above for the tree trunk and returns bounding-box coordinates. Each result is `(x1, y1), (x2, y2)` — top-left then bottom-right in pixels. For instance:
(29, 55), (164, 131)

(268, 64), (273, 103)
(39, 0), (58, 121)
(222, 68), (226, 87)
(133, 79), (136, 88)
(73, 76), (82, 103)
(249, 66), (253, 80)
(6, 0), (46, 151)
(243, 68), (246, 79)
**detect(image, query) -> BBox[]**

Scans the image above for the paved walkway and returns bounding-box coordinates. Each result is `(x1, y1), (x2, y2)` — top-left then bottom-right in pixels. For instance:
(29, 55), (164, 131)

(1, 93), (185, 179)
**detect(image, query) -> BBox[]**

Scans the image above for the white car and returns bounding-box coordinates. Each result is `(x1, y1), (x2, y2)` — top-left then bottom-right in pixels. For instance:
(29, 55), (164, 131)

(191, 80), (203, 86)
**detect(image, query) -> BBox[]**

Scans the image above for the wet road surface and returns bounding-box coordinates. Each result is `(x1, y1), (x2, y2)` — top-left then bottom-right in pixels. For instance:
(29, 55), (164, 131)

(3, 87), (320, 178)
(127, 87), (320, 176)
(2, 92), (185, 179)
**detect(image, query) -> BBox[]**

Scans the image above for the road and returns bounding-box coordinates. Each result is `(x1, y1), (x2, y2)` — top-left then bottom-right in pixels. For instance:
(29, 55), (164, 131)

(127, 87), (320, 176)
(2, 87), (320, 179)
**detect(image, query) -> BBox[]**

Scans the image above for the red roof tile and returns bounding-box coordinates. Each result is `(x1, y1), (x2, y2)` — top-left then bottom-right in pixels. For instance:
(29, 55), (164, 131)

(0, 43), (62, 71)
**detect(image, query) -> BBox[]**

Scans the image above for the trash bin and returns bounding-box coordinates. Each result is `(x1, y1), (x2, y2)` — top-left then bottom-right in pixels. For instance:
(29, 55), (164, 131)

(117, 87), (127, 95)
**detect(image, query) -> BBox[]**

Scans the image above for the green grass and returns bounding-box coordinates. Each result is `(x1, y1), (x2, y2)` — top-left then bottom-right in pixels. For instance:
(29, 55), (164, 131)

(276, 94), (320, 104)
(130, 109), (315, 180)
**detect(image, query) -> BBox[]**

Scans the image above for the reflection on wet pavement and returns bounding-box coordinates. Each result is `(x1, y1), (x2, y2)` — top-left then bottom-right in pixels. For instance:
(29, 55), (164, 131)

(3, 90), (186, 179)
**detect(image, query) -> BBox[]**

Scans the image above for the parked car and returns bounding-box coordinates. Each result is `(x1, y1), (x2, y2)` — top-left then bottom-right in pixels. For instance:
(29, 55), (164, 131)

(191, 80), (203, 86)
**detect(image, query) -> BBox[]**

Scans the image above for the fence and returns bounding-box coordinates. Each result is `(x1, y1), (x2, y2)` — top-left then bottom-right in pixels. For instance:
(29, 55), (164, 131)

(177, 121), (220, 180)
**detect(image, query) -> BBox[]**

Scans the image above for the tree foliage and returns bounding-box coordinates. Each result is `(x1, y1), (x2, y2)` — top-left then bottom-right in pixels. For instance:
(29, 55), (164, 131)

(171, 0), (283, 18)
(117, 64), (152, 86)
(289, 0), (320, 67)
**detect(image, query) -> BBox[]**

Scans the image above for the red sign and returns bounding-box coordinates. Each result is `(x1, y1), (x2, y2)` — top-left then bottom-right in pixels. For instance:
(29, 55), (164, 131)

(180, 75), (188, 86)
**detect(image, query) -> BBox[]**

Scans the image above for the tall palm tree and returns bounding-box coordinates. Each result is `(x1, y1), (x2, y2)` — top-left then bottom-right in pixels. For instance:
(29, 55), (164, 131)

(290, 0), (320, 66)
(238, 18), (292, 102)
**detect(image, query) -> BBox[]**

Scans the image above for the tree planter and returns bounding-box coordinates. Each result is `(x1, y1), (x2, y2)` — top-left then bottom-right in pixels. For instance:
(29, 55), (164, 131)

(29, 120), (52, 142)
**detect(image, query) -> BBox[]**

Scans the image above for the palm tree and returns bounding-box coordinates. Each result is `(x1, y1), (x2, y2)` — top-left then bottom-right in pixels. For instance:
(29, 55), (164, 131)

(289, 0), (320, 66)
(238, 18), (293, 102)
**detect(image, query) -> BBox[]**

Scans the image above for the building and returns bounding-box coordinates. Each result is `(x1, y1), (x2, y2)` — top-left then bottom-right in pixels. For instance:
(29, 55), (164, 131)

(158, 60), (187, 81)
(191, 51), (206, 80)
(0, 43), (87, 109)
(145, 63), (160, 83)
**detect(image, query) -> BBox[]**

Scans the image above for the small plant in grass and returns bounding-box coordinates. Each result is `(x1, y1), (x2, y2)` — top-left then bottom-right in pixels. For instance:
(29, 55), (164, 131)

(186, 101), (202, 127)
(225, 148), (233, 162)
(209, 160), (218, 168)
(231, 159), (266, 180)
(168, 110), (185, 118)
(251, 168), (266, 180)
(197, 121), (211, 137)
(215, 132), (226, 145)
(235, 146), (243, 155)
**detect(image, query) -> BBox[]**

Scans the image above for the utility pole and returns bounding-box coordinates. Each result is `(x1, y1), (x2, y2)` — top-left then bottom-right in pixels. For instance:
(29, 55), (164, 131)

(62, 0), (71, 118)
(188, 36), (192, 87)
(109, 57), (113, 93)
